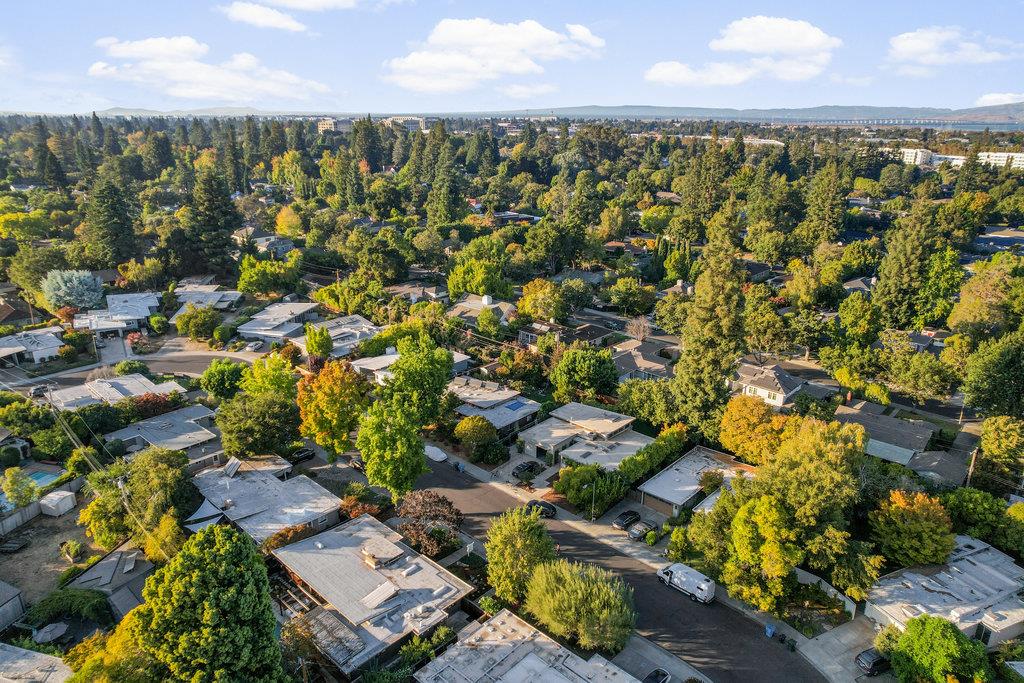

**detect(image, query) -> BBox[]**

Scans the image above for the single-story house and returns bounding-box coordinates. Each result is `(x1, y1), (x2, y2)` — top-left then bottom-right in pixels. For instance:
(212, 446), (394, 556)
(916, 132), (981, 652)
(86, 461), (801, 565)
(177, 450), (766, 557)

(0, 326), (65, 365)
(384, 281), (449, 304)
(272, 514), (473, 676)
(74, 292), (161, 335)
(170, 284), (243, 325)
(233, 226), (295, 259)
(414, 608), (638, 682)
(290, 314), (381, 359)
(518, 321), (614, 349)
(0, 294), (35, 327)
(519, 402), (653, 469)
(104, 404), (222, 472)
(865, 535), (1024, 649)
(446, 294), (516, 329)
(236, 302), (320, 343)
(446, 376), (541, 441)
(833, 402), (937, 465)
(843, 276), (877, 297)
(0, 642), (71, 682)
(48, 373), (185, 411)
(612, 340), (673, 382)
(69, 541), (155, 622)
(193, 463), (341, 544)
(0, 428), (31, 461)
(351, 347), (470, 385)
(638, 446), (755, 516)
(659, 279), (695, 298)
(551, 268), (606, 287)
(742, 260), (773, 283)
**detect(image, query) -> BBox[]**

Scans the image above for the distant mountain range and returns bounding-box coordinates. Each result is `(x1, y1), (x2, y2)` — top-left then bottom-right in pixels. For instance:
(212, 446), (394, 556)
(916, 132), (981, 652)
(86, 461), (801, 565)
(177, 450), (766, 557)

(44, 101), (1024, 124)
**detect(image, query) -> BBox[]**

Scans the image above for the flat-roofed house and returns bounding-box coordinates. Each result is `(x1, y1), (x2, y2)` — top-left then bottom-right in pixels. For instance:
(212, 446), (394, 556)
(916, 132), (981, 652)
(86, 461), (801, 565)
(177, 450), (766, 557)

(385, 281), (449, 304)
(352, 347), (471, 385)
(290, 314), (381, 359)
(236, 302), (319, 343)
(638, 446), (755, 516)
(104, 404), (222, 472)
(0, 326), (65, 365)
(169, 284), (243, 326)
(48, 373), (185, 410)
(415, 609), (638, 683)
(0, 642), (71, 682)
(519, 403), (653, 469)
(193, 464), (341, 544)
(833, 402), (937, 465)
(272, 514), (473, 676)
(74, 292), (161, 335)
(446, 376), (541, 441)
(865, 535), (1024, 649)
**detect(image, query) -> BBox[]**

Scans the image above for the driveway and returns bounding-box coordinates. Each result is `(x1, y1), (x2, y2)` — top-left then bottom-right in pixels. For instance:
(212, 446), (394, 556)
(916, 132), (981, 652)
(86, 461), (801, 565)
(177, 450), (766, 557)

(420, 464), (824, 683)
(612, 635), (711, 683)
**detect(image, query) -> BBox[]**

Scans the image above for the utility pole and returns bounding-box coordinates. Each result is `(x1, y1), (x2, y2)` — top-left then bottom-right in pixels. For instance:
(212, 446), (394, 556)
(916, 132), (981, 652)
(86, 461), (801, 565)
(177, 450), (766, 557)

(965, 447), (979, 488)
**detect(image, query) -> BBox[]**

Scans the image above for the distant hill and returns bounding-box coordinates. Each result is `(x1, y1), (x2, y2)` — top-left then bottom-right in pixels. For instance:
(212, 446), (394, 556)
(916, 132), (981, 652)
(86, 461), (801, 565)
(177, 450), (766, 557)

(61, 101), (1024, 124)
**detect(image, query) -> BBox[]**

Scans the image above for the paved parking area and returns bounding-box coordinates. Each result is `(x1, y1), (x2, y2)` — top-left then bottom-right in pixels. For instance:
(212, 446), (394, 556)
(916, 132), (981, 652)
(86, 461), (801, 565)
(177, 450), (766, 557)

(801, 616), (895, 683)
(612, 635), (711, 682)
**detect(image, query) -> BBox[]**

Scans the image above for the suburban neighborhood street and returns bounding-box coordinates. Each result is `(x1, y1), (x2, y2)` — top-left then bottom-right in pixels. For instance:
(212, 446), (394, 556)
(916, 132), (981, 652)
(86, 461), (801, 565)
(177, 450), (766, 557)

(420, 464), (826, 683)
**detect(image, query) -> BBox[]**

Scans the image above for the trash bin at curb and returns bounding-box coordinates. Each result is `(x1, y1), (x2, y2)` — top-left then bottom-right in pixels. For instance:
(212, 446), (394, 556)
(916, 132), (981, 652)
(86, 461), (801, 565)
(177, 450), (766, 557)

(765, 624), (776, 638)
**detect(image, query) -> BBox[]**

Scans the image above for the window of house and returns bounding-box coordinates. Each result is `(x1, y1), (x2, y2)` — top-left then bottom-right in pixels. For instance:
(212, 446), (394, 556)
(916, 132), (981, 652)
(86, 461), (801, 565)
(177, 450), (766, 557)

(768, 392), (778, 401)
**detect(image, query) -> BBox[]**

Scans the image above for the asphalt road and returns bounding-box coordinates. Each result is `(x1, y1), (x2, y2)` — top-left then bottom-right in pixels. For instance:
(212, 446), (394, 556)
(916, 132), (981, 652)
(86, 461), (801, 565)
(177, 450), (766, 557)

(420, 464), (825, 683)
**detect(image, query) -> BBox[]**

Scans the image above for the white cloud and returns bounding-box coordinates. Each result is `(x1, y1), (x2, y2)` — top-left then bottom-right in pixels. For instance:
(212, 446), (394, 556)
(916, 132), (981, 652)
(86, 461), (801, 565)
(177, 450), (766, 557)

(384, 18), (603, 94)
(500, 83), (557, 99)
(887, 26), (1019, 76)
(709, 16), (841, 55)
(261, 0), (360, 9)
(88, 35), (328, 102)
(645, 15), (840, 87)
(218, 2), (307, 31)
(975, 92), (1024, 107)
(644, 61), (758, 87)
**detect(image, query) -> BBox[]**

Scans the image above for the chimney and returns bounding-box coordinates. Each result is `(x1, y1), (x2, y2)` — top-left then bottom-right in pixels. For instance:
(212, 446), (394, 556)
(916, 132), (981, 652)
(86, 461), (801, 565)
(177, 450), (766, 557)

(481, 294), (493, 306)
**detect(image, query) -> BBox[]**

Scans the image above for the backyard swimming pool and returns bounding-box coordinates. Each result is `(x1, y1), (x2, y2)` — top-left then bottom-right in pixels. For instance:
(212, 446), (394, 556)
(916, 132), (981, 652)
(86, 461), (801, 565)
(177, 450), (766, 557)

(0, 469), (65, 512)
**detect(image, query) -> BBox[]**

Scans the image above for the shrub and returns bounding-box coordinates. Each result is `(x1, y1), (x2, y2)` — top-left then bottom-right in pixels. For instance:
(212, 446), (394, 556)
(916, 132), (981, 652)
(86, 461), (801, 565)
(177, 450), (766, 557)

(278, 343), (301, 367)
(148, 314), (169, 335)
(261, 524), (315, 553)
(23, 588), (113, 627)
(645, 530), (659, 546)
(553, 464), (629, 518)
(0, 446), (21, 467)
(62, 330), (91, 353)
(58, 344), (78, 362)
(213, 324), (234, 344)
(525, 559), (635, 652)
(114, 359), (150, 377)
(478, 595), (502, 615)
(667, 526), (689, 561)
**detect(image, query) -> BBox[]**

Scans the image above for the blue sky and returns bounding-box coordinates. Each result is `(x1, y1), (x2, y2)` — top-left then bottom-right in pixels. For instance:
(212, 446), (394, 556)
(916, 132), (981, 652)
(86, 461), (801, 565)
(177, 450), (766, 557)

(2, 0), (1023, 114)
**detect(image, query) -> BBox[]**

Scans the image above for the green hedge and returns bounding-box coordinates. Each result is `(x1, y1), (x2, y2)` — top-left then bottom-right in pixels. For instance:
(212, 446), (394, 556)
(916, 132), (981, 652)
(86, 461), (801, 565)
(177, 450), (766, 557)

(618, 424), (689, 486)
(23, 588), (112, 627)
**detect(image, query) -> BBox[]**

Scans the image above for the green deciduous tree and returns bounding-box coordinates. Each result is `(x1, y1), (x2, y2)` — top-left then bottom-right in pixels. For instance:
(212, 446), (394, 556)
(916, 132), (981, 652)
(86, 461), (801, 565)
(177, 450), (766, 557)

(722, 495), (804, 612)
(174, 304), (222, 341)
(964, 331), (1024, 418)
(2, 467), (38, 508)
(550, 346), (618, 404)
(518, 278), (566, 322)
(870, 490), (955, 567)
(199, 358), (246, 400)
(380, 335), (453, 428)
(355, 397), (427, 501)
(297, 361), (369, 462)
(525, 559), (636, 652)
(240, 352), (298, 400)
(131, 525), (285, 681)
(215, 393), (300, 458)
(890, 614), (992, 683)
(485, 506), (556, 603)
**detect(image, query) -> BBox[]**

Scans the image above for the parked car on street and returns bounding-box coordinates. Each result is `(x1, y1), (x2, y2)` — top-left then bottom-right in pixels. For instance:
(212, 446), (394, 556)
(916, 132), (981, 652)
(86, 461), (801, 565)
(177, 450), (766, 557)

(657, 563), (715, 604)
(512, 460), (544, 480)
(641, 669), (670, 683)
(855, 648), (890, 676)
(525, 500), (556, 518)
(627, 520), (656, 541)
(612, 509), (641, 530)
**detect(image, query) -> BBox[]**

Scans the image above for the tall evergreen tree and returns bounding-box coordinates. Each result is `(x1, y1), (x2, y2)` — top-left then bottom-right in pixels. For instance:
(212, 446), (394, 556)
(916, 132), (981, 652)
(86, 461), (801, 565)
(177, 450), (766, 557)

(187, 166), (242, 274)
(955, 144), (981, 195)
(872, 199), (936, 329)
(795, 160), (845, 249)
(426, 141), (461, 227)
(83, 176), (136, 267)
(672, 204), (745, 441)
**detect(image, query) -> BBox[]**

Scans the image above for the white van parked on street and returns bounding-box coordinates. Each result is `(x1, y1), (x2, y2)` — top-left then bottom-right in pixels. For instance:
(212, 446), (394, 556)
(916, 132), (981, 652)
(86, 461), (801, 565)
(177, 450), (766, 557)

(657, 563), (715, 604)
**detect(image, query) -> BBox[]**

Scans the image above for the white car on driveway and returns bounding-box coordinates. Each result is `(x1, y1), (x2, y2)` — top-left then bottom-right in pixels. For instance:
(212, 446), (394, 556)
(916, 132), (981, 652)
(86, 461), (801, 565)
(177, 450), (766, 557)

(244, 340), (264, 352)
